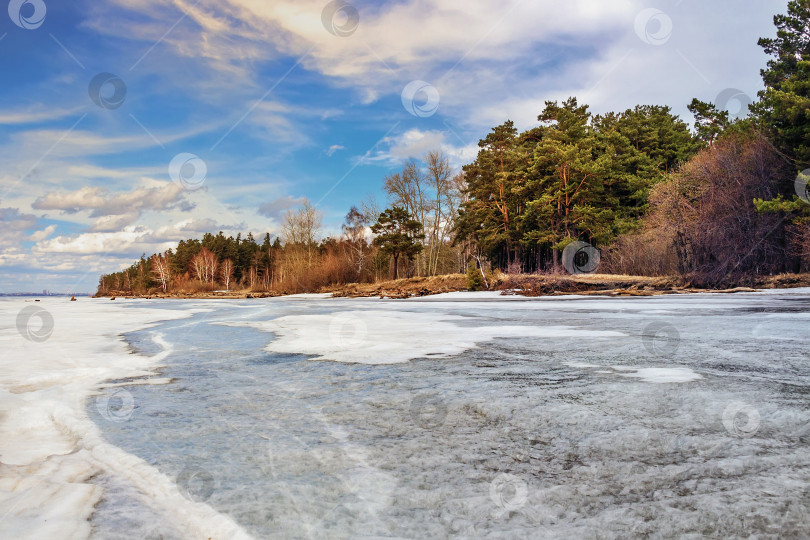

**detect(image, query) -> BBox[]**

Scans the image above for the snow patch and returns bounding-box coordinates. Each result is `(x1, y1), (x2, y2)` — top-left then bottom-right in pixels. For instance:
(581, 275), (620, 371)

(619, 367), (703, 383)
(567, 361), (703, 383)
(227, 310), (625, 364)
(0, 299), (250, 540)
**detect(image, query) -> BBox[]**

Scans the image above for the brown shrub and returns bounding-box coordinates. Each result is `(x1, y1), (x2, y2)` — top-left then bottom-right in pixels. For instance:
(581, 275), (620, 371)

(604, 133), (795, 285)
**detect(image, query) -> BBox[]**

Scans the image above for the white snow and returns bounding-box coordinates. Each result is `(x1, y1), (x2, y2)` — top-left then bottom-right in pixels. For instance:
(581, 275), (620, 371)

(566, 362), (703, 383)
(227, 309), (625, 364)
(619, 367), (703, 383)
(0, 298), (250, 540)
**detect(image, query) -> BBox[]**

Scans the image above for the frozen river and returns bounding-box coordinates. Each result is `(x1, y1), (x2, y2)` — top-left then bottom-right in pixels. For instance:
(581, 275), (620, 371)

(2, 291), (810, 538)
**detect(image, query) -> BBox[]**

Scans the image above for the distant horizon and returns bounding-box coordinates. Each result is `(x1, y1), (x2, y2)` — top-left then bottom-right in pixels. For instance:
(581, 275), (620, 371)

(0, 291), (92, 296)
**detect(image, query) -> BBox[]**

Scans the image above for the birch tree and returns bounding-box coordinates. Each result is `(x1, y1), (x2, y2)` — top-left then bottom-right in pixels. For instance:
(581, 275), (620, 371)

(281, 199), (323, 269)
(150, 252), (172, 292)
(220, 258), (234, 290)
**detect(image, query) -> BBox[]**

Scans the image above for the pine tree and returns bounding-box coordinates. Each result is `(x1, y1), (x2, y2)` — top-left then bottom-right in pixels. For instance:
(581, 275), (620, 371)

(455, 121), (521, 267)
(688, 98), (730, 144)
(524, 98), (610, 267)
(752, 0), (810, 167)
(371, 207), (425, 279)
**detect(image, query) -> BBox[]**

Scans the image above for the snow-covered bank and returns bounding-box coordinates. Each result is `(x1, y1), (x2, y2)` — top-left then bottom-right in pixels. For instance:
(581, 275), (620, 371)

(0, 299), (250, 540)
(225, 309), (625, 364)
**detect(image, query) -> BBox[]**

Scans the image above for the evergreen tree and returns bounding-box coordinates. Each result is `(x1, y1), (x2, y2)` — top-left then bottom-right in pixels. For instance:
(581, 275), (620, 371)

(371, 207), (425, 278)
(455, 121), (521, 267)
(753, 0), (810, 167)
(687, 98), (730, 144)
(456, 98), (699, 272)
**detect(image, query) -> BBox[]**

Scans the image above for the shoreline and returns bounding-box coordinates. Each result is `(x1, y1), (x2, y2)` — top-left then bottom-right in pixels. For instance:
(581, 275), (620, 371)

(90, 272), (810, 300)
(0, 301), (250, 539)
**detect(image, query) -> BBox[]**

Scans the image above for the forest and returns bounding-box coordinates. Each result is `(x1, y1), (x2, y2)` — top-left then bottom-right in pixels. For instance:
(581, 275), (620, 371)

(97, 0), (810, 295)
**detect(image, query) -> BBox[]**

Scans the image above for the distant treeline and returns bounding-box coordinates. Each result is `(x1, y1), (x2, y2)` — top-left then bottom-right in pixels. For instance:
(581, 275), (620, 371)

(98, 0), (809, 294)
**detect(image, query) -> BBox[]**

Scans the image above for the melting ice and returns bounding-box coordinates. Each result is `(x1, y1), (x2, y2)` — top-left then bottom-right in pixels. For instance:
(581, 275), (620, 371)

(2, 290), (809, 538)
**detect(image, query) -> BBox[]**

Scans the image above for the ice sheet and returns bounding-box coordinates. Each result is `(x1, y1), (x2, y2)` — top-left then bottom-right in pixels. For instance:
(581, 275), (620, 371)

(227, 309), (625, 363)
(4, 288), (810, 538)
(0, 299), (250, 539)
(94, 289), (810, 537)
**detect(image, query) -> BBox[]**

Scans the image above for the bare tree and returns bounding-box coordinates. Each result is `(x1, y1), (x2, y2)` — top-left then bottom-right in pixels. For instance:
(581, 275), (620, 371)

(150, 252), (172, 292)
(245, 266), (258, 289)
(359, 194), (382, 226)
(383, 152), (467, 276)
(385, 160), (429, 274)
(425, 151), (454, 275)
(281, 199), (323, 268)
(190, 247), (218, 283)
(448, 171), (473, 272)
(631, 133), (792, 284)
(342, 206), (369, 279)
(220, 258), (234, 290)
(385, 161), (430, 227)
(190, 251), (206, 283)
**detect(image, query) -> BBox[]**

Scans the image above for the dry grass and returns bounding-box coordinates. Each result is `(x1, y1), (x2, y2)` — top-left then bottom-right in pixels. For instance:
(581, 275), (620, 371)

(324, 274), (468, 298)
(98, 272), (810, 299)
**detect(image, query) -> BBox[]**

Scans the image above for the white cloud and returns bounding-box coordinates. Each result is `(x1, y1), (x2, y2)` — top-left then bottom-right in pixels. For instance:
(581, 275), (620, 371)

(64, 164), (164, 180)
(83, 0), (776, 142)
(84, 0), (635, 110)
(0, 206), (38, 247)
(32, 183), (194, 217)
(361, 129), (477, 168)
(326, 144), (345, 156)
(257, 195), (307, 219)
(29, 224), (57, 242)
(152, 218), (245, 238)
(33, 227), (157, 256)
(88, 214), (141, 233)
(30, 217), (246, 264)
(0, 105), (85, 126)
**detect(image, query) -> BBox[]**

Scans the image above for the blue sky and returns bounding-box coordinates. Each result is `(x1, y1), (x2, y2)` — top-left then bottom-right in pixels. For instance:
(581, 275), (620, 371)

(0, 0), (787, 292)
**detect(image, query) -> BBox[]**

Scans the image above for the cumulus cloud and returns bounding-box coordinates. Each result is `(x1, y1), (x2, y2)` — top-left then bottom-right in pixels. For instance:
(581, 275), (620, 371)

(32, 216), (247, 261)
(29, 224), (57, 242)
(150, 218), (247, 239)
(257, 195), (307, 219)
(33, 226), (157, 256)
(0, 206), (42, 276)
(0, 206), (38, 234)
(88, 214), (142, 233)
(168, 218), (223, 234)
(32, 183), (195, 217)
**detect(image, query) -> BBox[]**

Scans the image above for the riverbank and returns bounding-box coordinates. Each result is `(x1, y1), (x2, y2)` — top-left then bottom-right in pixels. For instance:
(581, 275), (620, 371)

(92, 272), (810, 300)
